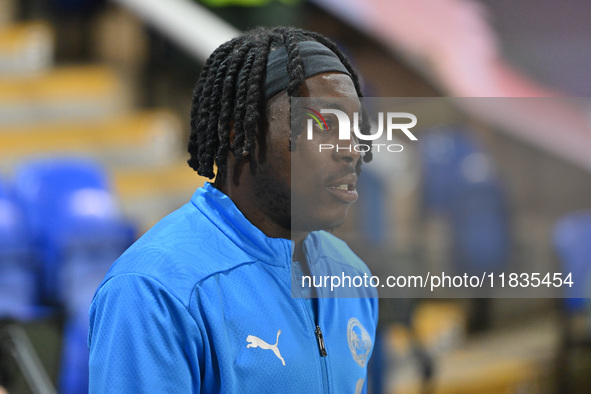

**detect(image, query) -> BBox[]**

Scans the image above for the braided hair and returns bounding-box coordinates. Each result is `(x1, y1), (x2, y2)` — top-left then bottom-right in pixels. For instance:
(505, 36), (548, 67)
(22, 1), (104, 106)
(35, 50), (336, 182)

(187, 26), (372, 182)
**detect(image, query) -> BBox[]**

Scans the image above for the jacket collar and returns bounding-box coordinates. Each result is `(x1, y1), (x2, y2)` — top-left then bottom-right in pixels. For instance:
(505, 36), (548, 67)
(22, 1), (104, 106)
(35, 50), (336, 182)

(191, 183), (293, 268)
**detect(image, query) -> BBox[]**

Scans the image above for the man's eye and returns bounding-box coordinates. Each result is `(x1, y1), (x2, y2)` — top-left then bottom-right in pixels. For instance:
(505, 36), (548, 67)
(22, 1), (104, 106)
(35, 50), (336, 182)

(314, 119), (331, 131)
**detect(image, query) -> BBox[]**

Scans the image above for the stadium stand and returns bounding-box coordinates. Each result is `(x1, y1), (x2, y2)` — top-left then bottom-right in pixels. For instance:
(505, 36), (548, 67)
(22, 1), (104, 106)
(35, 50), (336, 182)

(0, 65), (131, 125)
(0, 4), (210, 390)
(0, 21), (53, 76)
(0, 110), (184, 171)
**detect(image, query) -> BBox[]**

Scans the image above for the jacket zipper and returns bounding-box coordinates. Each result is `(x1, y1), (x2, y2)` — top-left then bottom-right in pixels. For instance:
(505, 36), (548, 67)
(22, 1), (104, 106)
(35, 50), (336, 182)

(291, 246), (330, 393)
(315, 325), (327, 357)
(307, 260), (330, 393)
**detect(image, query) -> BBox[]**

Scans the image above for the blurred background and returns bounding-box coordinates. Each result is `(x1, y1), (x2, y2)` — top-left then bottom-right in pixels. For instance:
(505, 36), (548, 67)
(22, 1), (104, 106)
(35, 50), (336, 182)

(0, 0), (590, 393)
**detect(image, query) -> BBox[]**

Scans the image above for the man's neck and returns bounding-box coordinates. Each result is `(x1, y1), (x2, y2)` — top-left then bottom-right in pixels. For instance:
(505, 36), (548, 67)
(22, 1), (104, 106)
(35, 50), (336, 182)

(215, 179), (309, 242)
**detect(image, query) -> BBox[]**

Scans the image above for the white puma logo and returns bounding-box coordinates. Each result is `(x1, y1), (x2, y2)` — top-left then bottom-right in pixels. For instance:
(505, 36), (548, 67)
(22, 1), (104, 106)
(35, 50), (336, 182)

(246, 330), (286, 366)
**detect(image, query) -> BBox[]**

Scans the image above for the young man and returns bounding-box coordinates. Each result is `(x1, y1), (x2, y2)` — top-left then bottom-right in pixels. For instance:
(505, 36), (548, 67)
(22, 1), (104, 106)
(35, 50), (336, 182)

(89, 27), (378, 393)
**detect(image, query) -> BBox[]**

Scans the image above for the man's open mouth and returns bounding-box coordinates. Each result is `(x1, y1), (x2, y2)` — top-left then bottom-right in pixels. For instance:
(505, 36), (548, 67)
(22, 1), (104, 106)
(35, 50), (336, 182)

(326, 173), (358, 203)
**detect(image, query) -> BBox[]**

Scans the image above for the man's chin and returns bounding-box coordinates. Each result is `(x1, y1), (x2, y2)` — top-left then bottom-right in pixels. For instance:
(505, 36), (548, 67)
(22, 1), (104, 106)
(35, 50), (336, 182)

(291, 216), (347, 234)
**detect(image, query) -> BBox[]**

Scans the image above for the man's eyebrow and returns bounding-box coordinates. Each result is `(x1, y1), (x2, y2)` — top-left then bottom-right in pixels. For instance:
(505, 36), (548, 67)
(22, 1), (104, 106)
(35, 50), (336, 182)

(306, 99), (361, 113)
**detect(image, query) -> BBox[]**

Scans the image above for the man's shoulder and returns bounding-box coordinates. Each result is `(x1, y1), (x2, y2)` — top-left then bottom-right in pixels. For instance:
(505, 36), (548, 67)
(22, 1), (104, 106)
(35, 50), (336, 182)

(100, 200), (258, 302)
(307, 231), (378, 299)
(308, 231), (370, 275)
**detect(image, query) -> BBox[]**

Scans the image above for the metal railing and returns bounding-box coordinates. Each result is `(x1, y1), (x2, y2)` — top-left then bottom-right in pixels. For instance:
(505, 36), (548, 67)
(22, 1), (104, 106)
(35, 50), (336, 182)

(112, 0), (239, 63)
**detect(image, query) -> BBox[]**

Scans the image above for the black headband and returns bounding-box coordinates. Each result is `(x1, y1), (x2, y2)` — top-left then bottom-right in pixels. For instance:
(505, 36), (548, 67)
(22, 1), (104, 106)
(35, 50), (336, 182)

(263, 41), (352, 99)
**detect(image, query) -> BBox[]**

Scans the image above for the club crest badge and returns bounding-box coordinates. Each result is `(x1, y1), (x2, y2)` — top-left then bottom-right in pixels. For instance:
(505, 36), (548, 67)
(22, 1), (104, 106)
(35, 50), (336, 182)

(347, 318), (372, 368)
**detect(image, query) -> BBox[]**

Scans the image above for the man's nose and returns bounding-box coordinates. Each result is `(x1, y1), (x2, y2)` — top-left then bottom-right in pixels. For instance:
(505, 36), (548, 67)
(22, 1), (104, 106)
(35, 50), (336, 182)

(333, 134), (361, 164)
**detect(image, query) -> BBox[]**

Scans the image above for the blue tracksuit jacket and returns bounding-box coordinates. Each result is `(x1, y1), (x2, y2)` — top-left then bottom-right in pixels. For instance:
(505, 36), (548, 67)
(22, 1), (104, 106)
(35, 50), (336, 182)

(88, 183), (378, 393)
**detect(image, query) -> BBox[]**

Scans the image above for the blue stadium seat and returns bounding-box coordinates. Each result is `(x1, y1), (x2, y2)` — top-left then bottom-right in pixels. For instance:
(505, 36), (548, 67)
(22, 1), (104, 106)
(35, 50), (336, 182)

(48, 187), (135, 312)
(553, 211), (591, 391)
(54, 189), (134, 394)
(554, 211), (591, 312)
(418, 125), (485, 214)
(418, 125), (510, 275)
(356, 169), (388, 245)
(13, 157), (111, 305)
(12, 157), (135, 394)
(0, 179), (39, 321)
(449, 182), (510, 276)
(418, 126), (510, 334)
